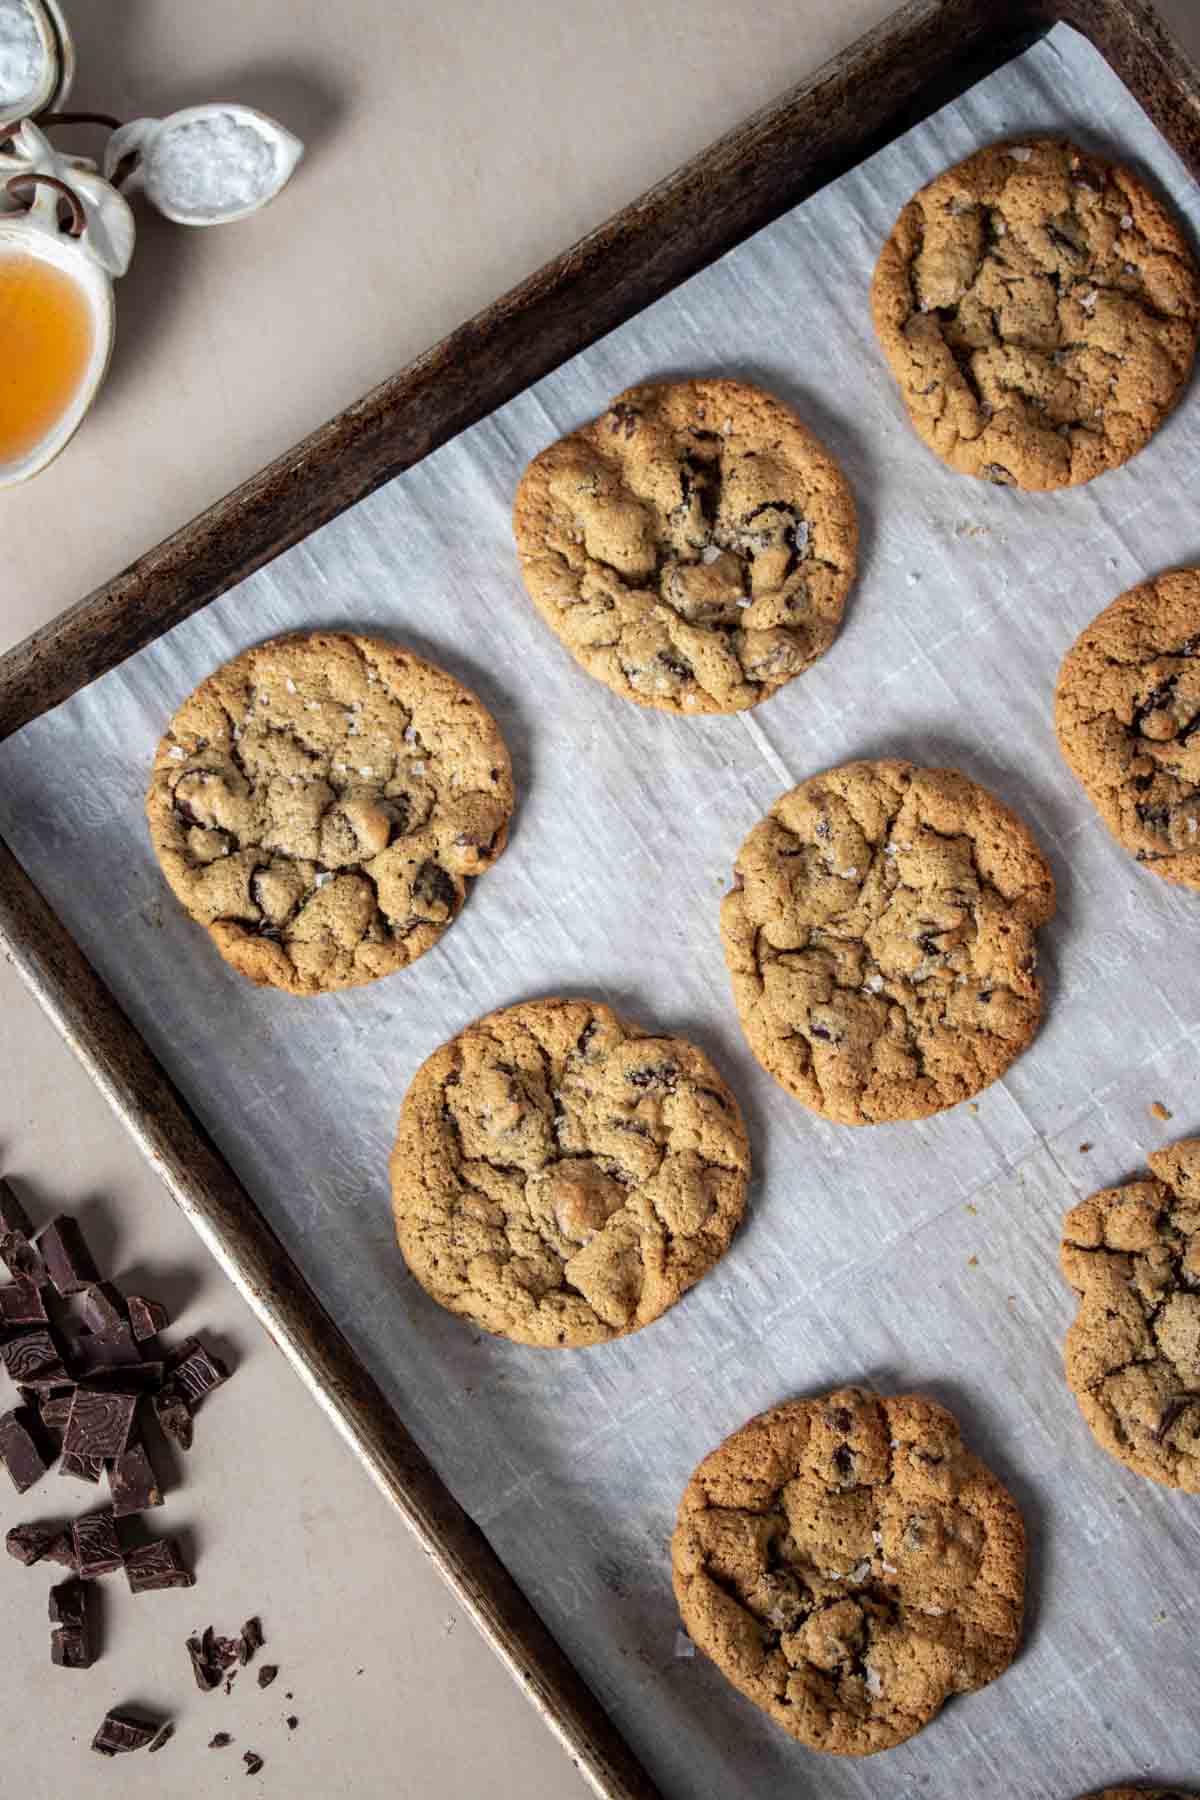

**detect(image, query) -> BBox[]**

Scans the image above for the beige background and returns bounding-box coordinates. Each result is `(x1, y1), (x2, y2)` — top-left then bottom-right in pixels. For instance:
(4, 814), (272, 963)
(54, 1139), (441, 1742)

(3, 3), (1199, 1794)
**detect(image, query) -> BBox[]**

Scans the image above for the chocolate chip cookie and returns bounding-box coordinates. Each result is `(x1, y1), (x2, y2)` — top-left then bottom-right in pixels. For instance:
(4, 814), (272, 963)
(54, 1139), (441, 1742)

(389, 997), (749, 1346)
(1062, 1139), (1200, 1491)
(872, 138), (1200, 489)
(146, 632), (513, 995)
(671, 1387), (1025, 1756)
(512, 379), (858, 713)
(721, 760), (1056, 1125)
(1056, 568), (1200, 888)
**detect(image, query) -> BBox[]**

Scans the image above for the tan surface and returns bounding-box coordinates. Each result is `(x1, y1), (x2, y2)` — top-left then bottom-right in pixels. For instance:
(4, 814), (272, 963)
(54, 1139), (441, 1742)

(2, 2), (1199, 1795)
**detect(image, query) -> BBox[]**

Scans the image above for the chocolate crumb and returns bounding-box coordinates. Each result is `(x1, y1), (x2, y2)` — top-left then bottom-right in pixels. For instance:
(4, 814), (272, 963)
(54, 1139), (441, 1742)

(6, 1520), (63, 1565)
(1150, 1100), (1173, 1121)
(240, 1615), (265, 1661)
(209, 1732), (233, 1749)
(244, 1751), (264, 1775)
(257, 1664), (278, 1688)
(1079, 1142), (1092, 1153)
(187, 1631), (221, 1692)
(286, 1716), (298, 1730)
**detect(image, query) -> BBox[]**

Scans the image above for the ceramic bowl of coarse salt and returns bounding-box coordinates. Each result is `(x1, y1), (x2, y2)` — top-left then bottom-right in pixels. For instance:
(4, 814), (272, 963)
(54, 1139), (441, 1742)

(0, 0), (74, 132)
(104, 104), (304, 226)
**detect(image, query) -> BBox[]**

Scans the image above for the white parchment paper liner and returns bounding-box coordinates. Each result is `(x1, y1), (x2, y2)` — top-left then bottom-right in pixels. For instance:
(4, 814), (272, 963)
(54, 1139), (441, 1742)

(3, 26), (1199, 1796)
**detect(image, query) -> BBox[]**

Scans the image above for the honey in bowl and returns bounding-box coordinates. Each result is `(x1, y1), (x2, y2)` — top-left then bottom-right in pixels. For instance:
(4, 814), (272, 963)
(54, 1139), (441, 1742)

(0, 249), (94, 467)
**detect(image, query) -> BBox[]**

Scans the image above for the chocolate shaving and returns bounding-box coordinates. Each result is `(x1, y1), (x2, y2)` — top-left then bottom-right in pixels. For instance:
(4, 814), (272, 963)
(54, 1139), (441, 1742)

(257, 1664), (278, 1688)
(209, 1732), (233, 1749)
(187, 1630), (222, 1692)
(243, 1751), (264, 1775)
(147, 1723), (174, 1753)
(92, 1710), (159, 1756)
(240, 1615), (264, 1662)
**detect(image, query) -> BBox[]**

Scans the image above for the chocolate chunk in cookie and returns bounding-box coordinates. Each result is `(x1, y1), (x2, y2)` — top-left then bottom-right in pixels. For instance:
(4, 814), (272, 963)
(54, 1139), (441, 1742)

(513, 379), (857, 713)
(1062, 1138), (1200, 1491)
(1056, 568), (1200, 888)
(671, 1387), (1025, 1755)
(390, 997), (749, 1346)
(146, 633), (514, 996)
(872, 139), (1200, 489)
(721, 760), (1055, 1125)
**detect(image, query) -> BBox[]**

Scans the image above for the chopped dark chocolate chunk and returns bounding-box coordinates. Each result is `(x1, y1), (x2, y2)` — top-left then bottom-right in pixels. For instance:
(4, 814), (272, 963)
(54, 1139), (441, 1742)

(0, 1229), (46, 1285)
(49, 1575), (88, 1628)
(34, 1388), (74, 1443)
(213, 1634), (243, 1670)
(51, 1625), (92, 1668)
(108, 1440), (163, 1517)
(36, 1216), (99, 1296)
(92, 1710), (159, 1756)
(70, 1323), (144, 1375)
(63, 1385), (137, 1461)
(49, 1577), (92, 1666)
(127, 1295), (168, 1341)
(6, 1519), (63, 1564)
(243, 1752), (264, 1775)
(187, 1630), (222, 1692)
(44, 1529), (78, 1570)
(1, 1328), (69, 1387)
(209, 1733), (233, 1749)
(0, 1277), (48, 1330)
(240, 1614), (265, 1659)
(82, 1358), (165, 1393)
(256, 1664), (278, 1688)
(152, 1384), (193, 1451)
(0, 1176), (33, 1238)
(0, 1406), (49, 1492)
(167, 1337), (230, 1408)
(72, 1508), (124, 1577)
(59, 1449), (104, 1484)
(80, 1283), (127, 1336)
(124, 1536), (194, 1592)
(147, 1723), (174, 1754)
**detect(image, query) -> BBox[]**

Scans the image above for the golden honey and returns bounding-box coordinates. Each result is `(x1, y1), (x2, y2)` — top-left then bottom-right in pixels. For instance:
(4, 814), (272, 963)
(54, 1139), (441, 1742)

(0, 251), (94, 466)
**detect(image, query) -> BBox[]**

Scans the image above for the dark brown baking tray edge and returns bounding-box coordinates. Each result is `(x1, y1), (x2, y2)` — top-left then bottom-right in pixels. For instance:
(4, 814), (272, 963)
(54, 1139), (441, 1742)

(1, 4), (1197, 1796)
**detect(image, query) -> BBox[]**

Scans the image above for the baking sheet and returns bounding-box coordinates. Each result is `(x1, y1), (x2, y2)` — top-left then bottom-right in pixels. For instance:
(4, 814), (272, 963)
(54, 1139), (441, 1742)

(3, 22), (1200, 1795)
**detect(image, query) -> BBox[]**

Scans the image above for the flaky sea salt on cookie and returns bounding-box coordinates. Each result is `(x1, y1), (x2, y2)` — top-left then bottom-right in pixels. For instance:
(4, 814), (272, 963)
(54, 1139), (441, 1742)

(513, 378), (857, 714)
(721, 759), (1055, 1124)
(145, 631), (513, 995)
(390, 997), (749, 1346)
(871, 138), (1200, 489)
(671, 1387), (1025, 1755)
(1056, 567), (1200, 888)
(1062, 1139), (1200, 1491)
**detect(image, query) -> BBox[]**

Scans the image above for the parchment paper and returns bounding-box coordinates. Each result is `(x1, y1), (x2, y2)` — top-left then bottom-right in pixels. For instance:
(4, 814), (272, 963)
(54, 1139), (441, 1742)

(3, 25), (1200, 1796)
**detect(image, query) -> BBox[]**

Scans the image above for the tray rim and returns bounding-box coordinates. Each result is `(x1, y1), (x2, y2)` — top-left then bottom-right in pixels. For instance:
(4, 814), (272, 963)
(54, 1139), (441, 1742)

(2, 2), (1199, 1794)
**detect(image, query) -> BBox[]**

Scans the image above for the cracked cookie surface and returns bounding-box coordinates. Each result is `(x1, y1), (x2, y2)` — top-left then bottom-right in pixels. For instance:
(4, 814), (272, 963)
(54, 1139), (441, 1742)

(1056, 568), (1200, 889)
(721, 760), (1055, 1125)
(146, 631), (513, 995)
(671, 1388), (1025, 1756)
(871, 138), (1200, 489)
(389, 997), (749, 1347)
(1062, 1138), (1200, 1492)
(512, 378), (857, 713)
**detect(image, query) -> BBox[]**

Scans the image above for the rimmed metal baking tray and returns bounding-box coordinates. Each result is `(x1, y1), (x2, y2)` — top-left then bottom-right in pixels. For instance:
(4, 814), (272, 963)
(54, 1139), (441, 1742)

(1, 3), (1198, 1794)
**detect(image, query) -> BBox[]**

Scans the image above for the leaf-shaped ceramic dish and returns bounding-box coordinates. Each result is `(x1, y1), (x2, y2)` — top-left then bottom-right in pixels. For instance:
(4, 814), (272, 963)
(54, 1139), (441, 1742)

(104, 103), (304, 226)
(0, 0), (73, 133)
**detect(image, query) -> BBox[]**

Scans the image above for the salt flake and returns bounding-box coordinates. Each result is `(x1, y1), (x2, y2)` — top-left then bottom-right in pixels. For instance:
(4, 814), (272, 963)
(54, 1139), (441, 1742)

(1007, 145), (1033, 162)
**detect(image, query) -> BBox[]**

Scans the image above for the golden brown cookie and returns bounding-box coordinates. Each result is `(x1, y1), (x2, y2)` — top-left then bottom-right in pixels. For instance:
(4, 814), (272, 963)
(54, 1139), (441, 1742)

(671, 1387), (1025, 1756)
(871, 138), (1200, 489)
(146, 631), (513, 995)
(389, 997), (749, 1347)
(512, 378), (858, 713)
(720, 760), (1056, 1125)
(1062, 1139), (1200, 1491)
(1055, 568), (1200, 888)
